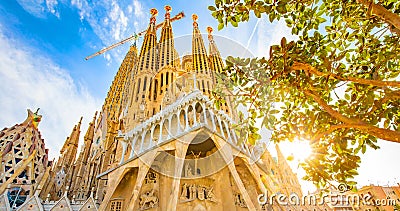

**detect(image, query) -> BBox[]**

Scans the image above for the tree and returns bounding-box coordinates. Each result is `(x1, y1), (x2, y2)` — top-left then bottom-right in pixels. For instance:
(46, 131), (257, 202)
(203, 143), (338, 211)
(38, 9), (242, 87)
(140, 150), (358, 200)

(209, 0), (400, 188)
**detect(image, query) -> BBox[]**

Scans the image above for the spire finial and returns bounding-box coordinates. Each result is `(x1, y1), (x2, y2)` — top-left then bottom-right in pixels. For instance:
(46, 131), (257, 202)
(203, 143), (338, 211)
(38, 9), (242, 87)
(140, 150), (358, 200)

(164, 5), (171, 19)
(93, 111), (98, 121)
(192, 14), (198, 27)
(149, 8), (158, 24)
(150, 8), (158, 16)
(28, 108), (42, 128)
(207, 26), (214, 41)
(165, 5), (171, 13)
(207, 26), (213, 34)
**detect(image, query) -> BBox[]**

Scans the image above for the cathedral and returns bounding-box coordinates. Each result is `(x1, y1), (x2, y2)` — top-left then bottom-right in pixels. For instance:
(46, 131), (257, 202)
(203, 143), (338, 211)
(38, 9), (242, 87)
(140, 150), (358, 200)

(0, 6), (311, 211)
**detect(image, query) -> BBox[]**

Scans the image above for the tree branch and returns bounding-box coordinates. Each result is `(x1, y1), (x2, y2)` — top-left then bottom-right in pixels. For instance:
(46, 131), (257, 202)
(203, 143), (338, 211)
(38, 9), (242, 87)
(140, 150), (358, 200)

(367, 90), (400, 115)
(357, 0), (400, 35)
(312, 124), (352, 142)
(291, 62), (400, 88)
(304, 89), (400, 143)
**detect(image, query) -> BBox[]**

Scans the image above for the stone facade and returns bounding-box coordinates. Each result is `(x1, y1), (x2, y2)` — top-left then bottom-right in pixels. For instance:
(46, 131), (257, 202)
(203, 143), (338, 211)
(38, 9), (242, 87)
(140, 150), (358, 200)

(0, 5), (311, 211)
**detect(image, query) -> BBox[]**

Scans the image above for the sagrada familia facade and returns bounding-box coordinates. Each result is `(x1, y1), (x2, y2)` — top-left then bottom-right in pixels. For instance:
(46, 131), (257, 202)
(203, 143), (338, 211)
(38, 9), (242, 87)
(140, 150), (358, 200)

(0, 6), (311, 211)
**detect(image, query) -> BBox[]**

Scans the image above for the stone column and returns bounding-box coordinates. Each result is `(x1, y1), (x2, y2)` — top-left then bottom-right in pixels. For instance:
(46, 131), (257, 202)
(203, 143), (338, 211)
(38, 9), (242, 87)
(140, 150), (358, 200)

(185, 106), (189, 131)
(139, 131), (146, 153)
(192, 102), (197, 126)
(217, 117), (226, 138)
(130, 135), (138, 158)
(210, 111), (216, 132)
(119, 141), (127, 165)
(159, 121), (163, 144)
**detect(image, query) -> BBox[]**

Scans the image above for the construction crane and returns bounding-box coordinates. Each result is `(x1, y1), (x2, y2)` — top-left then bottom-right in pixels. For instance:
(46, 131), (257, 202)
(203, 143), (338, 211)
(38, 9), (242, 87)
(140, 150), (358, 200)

(85, 11), (185, 60)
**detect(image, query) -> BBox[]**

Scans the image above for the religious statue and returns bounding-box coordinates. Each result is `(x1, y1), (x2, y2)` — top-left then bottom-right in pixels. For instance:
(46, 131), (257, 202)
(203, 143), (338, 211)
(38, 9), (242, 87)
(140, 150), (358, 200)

(179, 183), (217, 203)
(188, 108), (195, 126)
(139, 189), (159, 210)
(206, 186), (216, 202)
(180, 183), (188, 200)
(163, 90), (173, 106)
(197, 185), (206, 200)
(234, 193), (247, 208)
(185, 163), (194, 177)
(189, 184), (197, 200)
(139, 99), (147, 120)
(191, 151), (201, 177)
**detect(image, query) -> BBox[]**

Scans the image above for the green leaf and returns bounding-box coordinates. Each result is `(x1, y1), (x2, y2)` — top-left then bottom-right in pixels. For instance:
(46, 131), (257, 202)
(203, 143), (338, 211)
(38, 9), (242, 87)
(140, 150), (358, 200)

(218, 22), (224, 30)
(208, 6), (216, 11)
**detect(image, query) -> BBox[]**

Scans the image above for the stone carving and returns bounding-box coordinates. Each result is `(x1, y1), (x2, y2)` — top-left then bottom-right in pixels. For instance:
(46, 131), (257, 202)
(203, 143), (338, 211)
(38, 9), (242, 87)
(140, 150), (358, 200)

(180, 183), (189, 199)
(180, 183), (217, 202)
(163, 90), (172, 106)
(138, 99), (147, 120)
(189, 184), (196, 200)
(144, 171), (157, 184)
(197, 185), (206, 200)
(206, 186), (216, 202)
(191, 151), (201, 177)
(139, 189), (158, 210)
(188, 108), (195, 126)
(234, 192), (247, 208)
(184, 163), (194, 177)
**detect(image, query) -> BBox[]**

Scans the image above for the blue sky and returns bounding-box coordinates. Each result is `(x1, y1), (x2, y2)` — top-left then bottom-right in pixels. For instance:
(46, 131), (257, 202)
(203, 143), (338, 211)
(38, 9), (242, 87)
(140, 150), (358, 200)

(0, 0), (399, 193)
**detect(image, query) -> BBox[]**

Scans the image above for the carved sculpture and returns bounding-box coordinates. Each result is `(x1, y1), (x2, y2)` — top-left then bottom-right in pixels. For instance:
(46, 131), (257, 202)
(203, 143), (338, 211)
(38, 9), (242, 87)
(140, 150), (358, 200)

(139, 99), (147, 120)
(234, 193), (247, 208)
(139, 189), (158, 210)
(180, 184), (217, 203)
(180, 183), (188, 200)
(197, 185), (206, 200)
(188, 108), (195, 126)
(185, 163), (194, 177)
(163, 90), (173, 106)
(189, 184), (197, 200)
(144, 171), (157, 184)
(206, 186), (216, 202)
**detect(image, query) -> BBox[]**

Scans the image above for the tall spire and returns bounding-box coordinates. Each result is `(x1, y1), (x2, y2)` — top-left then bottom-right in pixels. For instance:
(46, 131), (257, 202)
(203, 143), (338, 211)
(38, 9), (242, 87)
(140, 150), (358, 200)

(158, 5), (177, 69)
(137, 8), (158, 73)
(207, 26), (224, 74)
(70, 112), (97, 198)
(58, 117), (82, 167)
(192, 14), (210, 75)
(104, 42), (138, 126)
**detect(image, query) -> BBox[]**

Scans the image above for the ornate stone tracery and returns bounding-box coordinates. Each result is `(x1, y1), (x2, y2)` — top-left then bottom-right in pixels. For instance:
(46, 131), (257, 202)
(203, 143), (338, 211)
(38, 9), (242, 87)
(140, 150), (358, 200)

(144, 171), (157, 184)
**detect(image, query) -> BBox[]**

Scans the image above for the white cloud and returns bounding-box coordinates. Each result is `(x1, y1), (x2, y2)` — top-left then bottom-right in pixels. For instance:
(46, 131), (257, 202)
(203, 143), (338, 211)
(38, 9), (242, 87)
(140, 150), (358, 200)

(46, 0), (60, 18)
(16, 0), (60, 18)
(108, 0), (128, 41)
(70, 0), (149, 64)
(16, 0), (46, 18)
(133, 0), (144, 18)
(127, 5), (133, 14)
(0, 27), (101, 159)
(16, 0), (149, 63)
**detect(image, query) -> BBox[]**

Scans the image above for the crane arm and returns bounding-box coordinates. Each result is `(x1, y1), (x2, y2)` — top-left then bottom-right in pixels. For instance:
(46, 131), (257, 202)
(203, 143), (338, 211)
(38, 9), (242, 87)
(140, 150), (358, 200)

(85, 34), (140, 60)
(85, 11), (185, 60)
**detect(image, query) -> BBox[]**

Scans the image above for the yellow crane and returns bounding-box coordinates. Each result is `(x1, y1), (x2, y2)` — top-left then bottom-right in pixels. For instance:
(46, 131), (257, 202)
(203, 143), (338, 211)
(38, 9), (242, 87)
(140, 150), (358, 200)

(85, 11), (185, 60)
